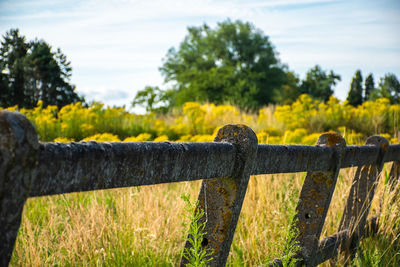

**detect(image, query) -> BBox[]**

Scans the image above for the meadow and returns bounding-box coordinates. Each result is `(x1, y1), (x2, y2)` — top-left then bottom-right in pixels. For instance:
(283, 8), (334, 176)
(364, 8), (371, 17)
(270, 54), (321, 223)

(9, 169), (400, 266)
(3, 94), (400, 266)
(3, 94), (400, 145)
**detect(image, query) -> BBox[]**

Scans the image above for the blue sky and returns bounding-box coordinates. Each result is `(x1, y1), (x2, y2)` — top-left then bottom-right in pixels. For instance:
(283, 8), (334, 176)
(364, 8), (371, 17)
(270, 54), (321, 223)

(1, 0), (399, 111)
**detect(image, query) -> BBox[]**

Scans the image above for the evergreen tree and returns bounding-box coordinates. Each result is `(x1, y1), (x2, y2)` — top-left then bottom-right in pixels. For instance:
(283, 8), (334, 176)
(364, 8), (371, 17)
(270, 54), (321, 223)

(0, 28), (84, 108)
(0, 29), (30, 107)
(364, 73), (375, 101)
(347, 70), (363, 106)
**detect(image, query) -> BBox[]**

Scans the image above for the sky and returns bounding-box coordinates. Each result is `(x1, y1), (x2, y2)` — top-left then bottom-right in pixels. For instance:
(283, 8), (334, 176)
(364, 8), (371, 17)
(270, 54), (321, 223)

(1, 0), (400, 112)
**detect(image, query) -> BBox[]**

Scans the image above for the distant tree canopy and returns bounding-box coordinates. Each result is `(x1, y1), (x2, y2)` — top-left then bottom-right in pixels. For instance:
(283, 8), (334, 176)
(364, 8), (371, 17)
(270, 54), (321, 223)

(299, 65), (341, 102)
(0, 29), (84, 108)
(133, 20), (292, 111)
(344, 71), (400, 105)
(364, 73), (375, 101)
(132, 20), (347, 112)
(377, 73), (400, 104)
(347, 70), (363, 106)
(131, 86), (170, 113)
(272, 71), (301, 105)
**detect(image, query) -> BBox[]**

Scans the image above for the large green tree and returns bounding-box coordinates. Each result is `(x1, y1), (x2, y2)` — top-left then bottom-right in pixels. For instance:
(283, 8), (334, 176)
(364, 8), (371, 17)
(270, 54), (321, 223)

(0, 29), (84, 108)
(299, 65), (341, 102)
(347, 70), (363, 106)
(158, 20), (288, 110)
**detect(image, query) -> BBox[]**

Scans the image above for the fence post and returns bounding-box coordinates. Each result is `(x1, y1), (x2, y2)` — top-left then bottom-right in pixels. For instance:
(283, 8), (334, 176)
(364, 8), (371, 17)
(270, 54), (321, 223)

(334, 135), (388, 265)
(180, 124), (258, 267)
(287, 133), (346, 266)
(0, 111), (39, 266)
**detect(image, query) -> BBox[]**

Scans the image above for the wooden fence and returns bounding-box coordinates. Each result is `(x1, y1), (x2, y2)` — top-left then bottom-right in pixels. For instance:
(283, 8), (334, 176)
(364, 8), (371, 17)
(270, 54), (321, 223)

(1, 110), (399, 266)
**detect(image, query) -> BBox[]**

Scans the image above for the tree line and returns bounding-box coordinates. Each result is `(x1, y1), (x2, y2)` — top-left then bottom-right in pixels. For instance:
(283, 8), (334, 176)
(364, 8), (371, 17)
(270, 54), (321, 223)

(133, 20), (399, 112)
(347, 70), (399, 106)
(1, 21), (399, 112)
(0, 29), (84, 109)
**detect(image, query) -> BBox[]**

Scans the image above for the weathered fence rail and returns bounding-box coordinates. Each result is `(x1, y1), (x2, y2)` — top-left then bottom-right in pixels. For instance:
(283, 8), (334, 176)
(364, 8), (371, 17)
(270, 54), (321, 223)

(1, 110), (399, 266)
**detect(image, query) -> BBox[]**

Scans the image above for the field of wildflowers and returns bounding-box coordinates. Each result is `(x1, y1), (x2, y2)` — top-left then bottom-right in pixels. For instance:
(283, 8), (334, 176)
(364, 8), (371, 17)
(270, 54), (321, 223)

(2, 94), (400, 145)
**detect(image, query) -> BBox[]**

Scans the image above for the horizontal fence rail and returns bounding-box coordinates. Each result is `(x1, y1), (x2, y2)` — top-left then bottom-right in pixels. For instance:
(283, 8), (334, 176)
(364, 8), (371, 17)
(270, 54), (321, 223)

(1, 110), (399, 267)
(254, 144), (400, 174)
(31, 141), (237, 197)
(30, 143), (400, 197)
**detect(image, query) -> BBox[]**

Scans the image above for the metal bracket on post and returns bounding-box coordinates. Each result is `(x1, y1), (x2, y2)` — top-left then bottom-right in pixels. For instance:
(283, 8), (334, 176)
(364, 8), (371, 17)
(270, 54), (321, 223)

(334, 135), (388, 265)
(180, 124), (258, 267)
(0, 111), (39, 266)
(289, 133), (346, 266)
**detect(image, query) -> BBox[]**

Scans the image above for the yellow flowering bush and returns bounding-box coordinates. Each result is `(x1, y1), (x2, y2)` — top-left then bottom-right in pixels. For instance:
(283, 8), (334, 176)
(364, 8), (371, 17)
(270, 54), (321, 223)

(352, 98), (390, 135)
(153, 135), (169, 142)
(283, 128), (308, 144)
(301, 133), (323, 145)
(53, 137), (74, 143)
(168, 117), (190, 138)
(343, 131), (364, 145)
(183, 102), (207, 135)
(275, 94), (319, 131)
(5, 105), (19, 112)
(175, 135), (193, 142)
(203, 103), (241, 131)
(267, 136), (282, 144)
(82, 133), (121, 142)
(2, 95), (399, 145)
(59, 102), (95, 140)
(123, 133), (152, 142)
(20, 101), (60, 141)
(256, 132), (269, 144)
(188, 134), (214, 142)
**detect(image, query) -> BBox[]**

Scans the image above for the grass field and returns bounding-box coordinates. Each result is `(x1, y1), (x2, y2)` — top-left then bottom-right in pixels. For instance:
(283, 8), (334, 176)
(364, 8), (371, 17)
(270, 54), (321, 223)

(4, 96), (400, 266)
(10, 164), (400, 266)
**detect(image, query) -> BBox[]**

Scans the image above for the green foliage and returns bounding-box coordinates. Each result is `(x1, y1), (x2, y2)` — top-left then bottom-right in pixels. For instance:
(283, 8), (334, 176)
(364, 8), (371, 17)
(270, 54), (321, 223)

(0, 29), (29, 107)
(274, 94), (400, 141)
(2, 95), (399, 145)
(273, 71), (301, 105)
(364, 73), (375, 101)
(131, 86), (169, 113)
(352, 247), (382, 267)
(377, 73), (400, 104)
(351, 180), (400, 267)
(0, 28), (84, 109)
(347, 70), (364, 106)
(159, 19), (288, 110)
(180, 193), (214, 267)
(299, 65), (341, 102)
(279, 218), (302, 267)
(267, 209), (302, 267)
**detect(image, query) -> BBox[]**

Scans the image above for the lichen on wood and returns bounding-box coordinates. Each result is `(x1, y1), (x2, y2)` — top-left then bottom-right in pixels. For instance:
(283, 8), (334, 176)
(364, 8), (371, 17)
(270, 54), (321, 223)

(0, 111), (39, 266)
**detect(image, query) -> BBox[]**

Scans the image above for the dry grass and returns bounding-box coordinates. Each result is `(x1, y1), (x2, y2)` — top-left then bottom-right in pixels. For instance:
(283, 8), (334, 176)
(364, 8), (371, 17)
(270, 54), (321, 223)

(11, 165), (400, 266)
